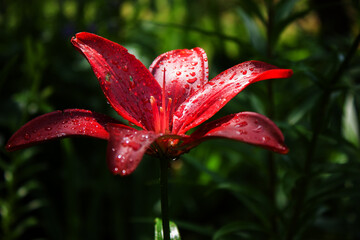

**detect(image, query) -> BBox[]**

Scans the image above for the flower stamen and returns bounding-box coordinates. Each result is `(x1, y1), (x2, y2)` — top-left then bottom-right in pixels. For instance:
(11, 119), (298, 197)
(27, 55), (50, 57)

(150, 96), (161, 133)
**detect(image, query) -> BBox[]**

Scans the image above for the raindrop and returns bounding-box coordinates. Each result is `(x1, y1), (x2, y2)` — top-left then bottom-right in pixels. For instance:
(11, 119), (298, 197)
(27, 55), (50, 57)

(187, 78), (197, 84)
(229, 72), (236, 80)
(122, 169), (127, 175)
(24, 133), (31, 140)
(253, 125), (263, 133)
(209, 81), (215, 86)
(242, 70), (247, 75)
(174, 111), (183, 118)
(191, 62), (198, 66)
(236, 130), (247, 135)
(129, 80), (135, 89)
(190, 72), (196, 77)
(176, 71), (181, 76)
(45, 127), (52, 131)
(236, 121), (248, 127)
(122, 65), (128, 72)
(105, 73), (111, 82)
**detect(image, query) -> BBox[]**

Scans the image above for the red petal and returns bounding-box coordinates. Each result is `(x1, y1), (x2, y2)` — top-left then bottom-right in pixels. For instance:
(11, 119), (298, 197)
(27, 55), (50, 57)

(191, 112), (288, 154)
(6, 109), (118, 151)
(106, 124), (160, 175)
(173, 61), (293, 134)
(71, 32), (162, 130)
(149, 47), (208, 111)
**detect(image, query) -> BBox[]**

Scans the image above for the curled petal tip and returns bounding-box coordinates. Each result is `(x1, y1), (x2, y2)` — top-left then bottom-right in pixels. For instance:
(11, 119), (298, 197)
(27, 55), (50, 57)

(277, 145), (289, 154)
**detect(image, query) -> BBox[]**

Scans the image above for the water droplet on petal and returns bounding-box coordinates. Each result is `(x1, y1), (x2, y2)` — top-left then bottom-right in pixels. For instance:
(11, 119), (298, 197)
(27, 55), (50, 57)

(105, 73), (111, 82)
(122, 65), (128, 72)
(190, 72), (196, 76)
(236, 121), (248, 127)
(242, 70), (247, 75)
(45, 127), (52, 131)
(253, 125), (263, 133)
(187, 78), (197, 84)
(262, 136), (270, 142)
(176, 71), (181, 76)
(24, 133), (31, 140)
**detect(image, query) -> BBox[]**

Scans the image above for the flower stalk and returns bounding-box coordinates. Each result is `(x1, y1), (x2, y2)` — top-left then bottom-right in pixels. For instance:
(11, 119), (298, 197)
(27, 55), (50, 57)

(159, 155), (170, 240)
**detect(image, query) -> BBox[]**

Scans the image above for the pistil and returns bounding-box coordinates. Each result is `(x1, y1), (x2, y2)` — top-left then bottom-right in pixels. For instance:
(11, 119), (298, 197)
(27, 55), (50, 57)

(161, 68), (167, 133)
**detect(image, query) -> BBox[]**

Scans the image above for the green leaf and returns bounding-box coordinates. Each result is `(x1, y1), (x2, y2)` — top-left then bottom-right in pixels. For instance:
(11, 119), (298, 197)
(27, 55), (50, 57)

(155, 218), (181, 240)
(213, 221), (263, 240)
(342, 93), (359, 146)
(275, 0), (299, 23)
(236, 7), (266, 54)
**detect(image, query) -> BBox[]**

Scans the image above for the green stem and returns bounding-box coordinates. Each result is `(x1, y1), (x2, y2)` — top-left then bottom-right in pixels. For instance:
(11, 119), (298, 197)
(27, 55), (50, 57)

(159, 155), (170, 240)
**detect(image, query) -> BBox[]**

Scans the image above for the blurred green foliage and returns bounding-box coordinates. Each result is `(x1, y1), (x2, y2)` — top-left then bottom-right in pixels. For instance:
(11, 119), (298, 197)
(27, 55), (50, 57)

(1, 0), (360, 239)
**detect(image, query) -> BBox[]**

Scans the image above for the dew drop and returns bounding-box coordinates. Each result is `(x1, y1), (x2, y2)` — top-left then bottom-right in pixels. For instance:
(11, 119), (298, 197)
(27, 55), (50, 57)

(24, 133), (31, 140)
(187, 78), (197, 84)
(122, 65), (128, 72)
(129, 80), (135, 89)
(253, 125), (263, 133)
(190, 72), (196, 77)
(176, 71), (181, 76)
(174, 111), (183, 118)
(122, 169), (127, 175)
(236, 130), (247, 135)
(242, 70), (247, 75)
(236, 121), (248, 127)
(45, 127), (52, 131)
(105, 73), (111, 82)
(191, 62), (198, 66)
(229, 72), (236, 80)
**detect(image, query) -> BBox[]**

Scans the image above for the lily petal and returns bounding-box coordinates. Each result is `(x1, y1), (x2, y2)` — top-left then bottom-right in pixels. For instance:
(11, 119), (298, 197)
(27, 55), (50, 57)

(173, 61), (293, 134)
(6, 109), (118, 151)
(71, 32), (162, 130)
(149, 47), (208, 111)
(190, 112), (288, 154)
(106, 124), (160, 175)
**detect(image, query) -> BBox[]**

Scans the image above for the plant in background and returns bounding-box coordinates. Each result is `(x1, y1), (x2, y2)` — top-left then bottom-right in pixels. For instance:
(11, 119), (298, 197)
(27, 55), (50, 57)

(6, 32), (292, 239)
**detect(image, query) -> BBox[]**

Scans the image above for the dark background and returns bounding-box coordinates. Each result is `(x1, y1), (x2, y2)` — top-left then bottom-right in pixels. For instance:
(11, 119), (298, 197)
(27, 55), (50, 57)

(1, 0), (360, 239)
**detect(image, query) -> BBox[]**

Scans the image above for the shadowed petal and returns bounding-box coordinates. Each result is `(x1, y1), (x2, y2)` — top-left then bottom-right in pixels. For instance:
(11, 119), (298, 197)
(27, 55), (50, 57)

(173, 61), (293, 134)
(191, 112), (288, 154)
(149, 47), (208, 111)
(6, 109), (119, 151)
(71, 32), (162, 130)
(106, 124), (160, 175)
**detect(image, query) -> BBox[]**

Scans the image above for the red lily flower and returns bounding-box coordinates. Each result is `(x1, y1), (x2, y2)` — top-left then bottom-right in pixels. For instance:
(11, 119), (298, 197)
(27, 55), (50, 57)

(6, 32), (293, 176)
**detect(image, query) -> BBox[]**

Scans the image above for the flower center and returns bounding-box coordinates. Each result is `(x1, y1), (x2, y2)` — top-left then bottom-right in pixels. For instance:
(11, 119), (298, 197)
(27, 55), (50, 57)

(150, 68), (173, 134)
